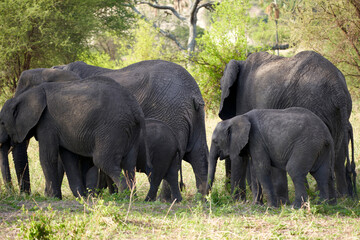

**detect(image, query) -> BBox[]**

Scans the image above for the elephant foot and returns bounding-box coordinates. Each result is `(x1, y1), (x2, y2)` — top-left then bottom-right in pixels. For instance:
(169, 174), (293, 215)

(172, 195), (182, 203)
(292, 200), (306, 209)
(277, 197), (290, 206)
(144, 195), (156, 202)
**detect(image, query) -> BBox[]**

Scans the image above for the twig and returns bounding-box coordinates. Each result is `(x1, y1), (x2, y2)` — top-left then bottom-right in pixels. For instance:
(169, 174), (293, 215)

(124, 176), (136, 223)
(164, 198), (177, 220)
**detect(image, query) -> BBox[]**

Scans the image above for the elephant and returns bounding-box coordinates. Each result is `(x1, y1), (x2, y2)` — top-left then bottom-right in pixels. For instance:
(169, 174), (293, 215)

(0, 60), (209, 199)
(0, 68), (82, 193)
(207, 107), (337, 208)
(87, 118), (183, 202)
(219, 51), (355, 197)
(0, 76), (149, 199)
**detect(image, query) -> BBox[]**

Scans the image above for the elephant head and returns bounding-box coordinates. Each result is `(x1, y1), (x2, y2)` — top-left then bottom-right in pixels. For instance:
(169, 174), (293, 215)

(207, 115), (251, 192)
(0, 68), (80, 193)
(0, 87), (46, 144)
(16, 68), (80, 97)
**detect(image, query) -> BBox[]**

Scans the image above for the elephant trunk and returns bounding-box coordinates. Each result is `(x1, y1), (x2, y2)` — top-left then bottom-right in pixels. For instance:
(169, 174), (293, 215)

(0, 140), (12, 189)
(12, 141), (31, 194)
(207, 143), (219, 193)
(194, 150), (209, 196)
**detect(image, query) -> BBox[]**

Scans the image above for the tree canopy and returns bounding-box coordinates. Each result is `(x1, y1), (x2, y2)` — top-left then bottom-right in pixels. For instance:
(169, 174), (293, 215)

(289, 0), (360, 87)
(0, 0), (134, 95)
(1, 0), (359, 110)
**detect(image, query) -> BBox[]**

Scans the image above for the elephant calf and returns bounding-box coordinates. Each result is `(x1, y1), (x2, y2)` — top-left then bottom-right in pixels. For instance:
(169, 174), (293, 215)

(87, 118), (183, 202)
(207, 107), (336, 208)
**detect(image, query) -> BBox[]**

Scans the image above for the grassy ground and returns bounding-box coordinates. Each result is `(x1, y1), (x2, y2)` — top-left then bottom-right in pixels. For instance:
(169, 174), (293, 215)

(1, 99), (360, 239)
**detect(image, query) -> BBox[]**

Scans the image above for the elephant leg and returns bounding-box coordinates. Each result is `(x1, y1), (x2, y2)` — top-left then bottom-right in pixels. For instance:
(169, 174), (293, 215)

(121, 145), (138, 192)
(0, 141), (12, 189)
(225, 157), (231, 192)
(230, 155), (247, 201)
(249, 163), (263, 205)
(328, 174), (337, 205)
(254, 169), (277, 207)
(183, 137), (209, 197)
(106, 175), (117, 194)
(57, 154), (65, 189)
(310, 145), (334, 204)
(288, 172), (308, 209)
(272, 168), (289, 205)
(159, 180), (172, 202)
(251, 150), (277, 207)
(334, 144), (348, 197)
(246, 162), (252, 192)
(39, 141), (62, 199)
(145, 173), (162, 202)
(12, 141), (31, 194)
(310, 164), (330, 204)
(79, 157), (94, 187)
(85, 166), (99, 194)
(59, 148), (86, 197)
(164, 160), (182, 202)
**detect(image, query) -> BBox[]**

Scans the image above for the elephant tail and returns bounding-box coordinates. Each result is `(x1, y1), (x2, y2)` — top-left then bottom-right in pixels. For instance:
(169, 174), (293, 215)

(347, 123), (357, 197)
(174, 146), (185, 191)
(341, 116), (356, 197)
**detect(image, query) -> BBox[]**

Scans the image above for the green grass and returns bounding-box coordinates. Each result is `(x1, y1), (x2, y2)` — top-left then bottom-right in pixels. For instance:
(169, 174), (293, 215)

(1, 100), (360, 239)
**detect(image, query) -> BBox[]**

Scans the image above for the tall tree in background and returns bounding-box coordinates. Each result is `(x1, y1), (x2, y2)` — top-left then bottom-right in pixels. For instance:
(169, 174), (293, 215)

(0, 0), (134, 95)
(130, 0), (215, 53)
(290, 0), (360, 86)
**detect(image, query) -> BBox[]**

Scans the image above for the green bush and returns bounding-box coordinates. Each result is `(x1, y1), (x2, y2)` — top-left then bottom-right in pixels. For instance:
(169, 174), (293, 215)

(192, 0), (250, 114)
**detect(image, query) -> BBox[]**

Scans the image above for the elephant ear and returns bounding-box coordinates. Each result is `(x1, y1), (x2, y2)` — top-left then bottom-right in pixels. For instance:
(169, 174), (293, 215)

(229, 116), (251, 159)
(42, 68), (81, 83)
(219, 60), (243, 120)
(1, 87), (46, 143)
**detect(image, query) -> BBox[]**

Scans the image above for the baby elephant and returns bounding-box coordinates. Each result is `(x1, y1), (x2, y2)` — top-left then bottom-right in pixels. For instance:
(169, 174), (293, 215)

(88, 118), (183, 202)
(138, 119), (183, 202)
(207, 107), (336, 208)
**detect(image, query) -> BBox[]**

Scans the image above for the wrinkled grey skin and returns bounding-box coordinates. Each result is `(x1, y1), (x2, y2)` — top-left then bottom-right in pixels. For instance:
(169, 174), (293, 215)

(219, 51), (355, 197)
(87, 118), (183, 202)
(208, 108), (337, 208)
(0, 60), (208, 199)
(0, 77), (148, 199)
(0, 68), (80, 193)
(55, 60), (208, 197)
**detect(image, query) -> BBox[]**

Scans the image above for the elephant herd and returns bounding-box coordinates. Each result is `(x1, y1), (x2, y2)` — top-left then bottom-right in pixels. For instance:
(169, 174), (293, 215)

(0, 51), (356, 208)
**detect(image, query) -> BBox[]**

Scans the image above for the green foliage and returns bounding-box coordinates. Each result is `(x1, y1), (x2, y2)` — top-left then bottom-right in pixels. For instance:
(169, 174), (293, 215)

(117, 18), (184, 67)
(20, 205), (56, 239)
(289, 0), (360, 86)
(192, 0), (250, 113)
(78, 50), (122, 70)
(120, 19), (166, 66)
(0, 0), (134, 94)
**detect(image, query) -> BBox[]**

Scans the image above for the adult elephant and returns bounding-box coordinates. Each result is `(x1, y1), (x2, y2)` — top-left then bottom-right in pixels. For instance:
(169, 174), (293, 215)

(0, 77), (147, 199)
(0, 69), (82, 193)
(216, 51), (355, 197)
(1, 60), (209, 197)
